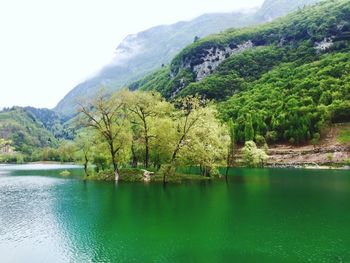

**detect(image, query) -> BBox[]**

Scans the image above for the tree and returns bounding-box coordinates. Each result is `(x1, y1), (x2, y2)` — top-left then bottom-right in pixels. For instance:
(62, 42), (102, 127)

(78, 90), (132, 181)
(57, 141), (75, 163)
(226, 119), (236, 179)
(123, 90), (172, 168)
(0, 139), (13, 153)
(160, 97), (229, 181)
(74, 129), (94, 176)
(160, 96), (205, 183)
(149, 116), (176, 170)
(242, 141), (269, 167)
(172, 97), (203, 161)
(179, 106), (229, 177)
(244, 114), (254, 142)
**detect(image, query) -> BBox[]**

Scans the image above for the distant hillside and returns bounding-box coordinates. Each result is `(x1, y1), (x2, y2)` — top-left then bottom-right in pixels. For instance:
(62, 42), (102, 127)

(55, 0), (320, 117)
(131, 0), (350, 144)
(24, 107), (71, 139)
(0, 107), (59, 154)
(255, 0), (321, 21)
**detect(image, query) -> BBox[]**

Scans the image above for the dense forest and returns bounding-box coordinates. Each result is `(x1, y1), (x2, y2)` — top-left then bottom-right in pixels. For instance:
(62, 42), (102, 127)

(131, 0), (350, 144)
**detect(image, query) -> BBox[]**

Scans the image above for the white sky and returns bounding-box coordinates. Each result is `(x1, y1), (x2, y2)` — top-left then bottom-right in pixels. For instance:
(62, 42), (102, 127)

(0, 0), (264, 109)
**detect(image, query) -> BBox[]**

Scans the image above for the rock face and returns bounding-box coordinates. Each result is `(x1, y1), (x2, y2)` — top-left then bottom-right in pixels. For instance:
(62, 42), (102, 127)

(54, 12), (256, 117)
(55, 0), (322, 117)
(315, 37), (334, 51)
(190, 41), (254, 81)
(168, 40), (255, 96)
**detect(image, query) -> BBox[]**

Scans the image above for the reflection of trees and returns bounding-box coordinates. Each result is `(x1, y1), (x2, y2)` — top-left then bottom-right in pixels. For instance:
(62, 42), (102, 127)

(51, 180), (236, 262)
(51, 168), (350, 262)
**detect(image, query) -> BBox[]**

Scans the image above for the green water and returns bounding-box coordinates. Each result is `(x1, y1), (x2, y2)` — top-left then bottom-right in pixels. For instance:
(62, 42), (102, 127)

(0, 164), (349, 262)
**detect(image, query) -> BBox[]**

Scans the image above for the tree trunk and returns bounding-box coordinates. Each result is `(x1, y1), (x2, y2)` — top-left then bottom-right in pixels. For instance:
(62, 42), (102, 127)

(163, 173), (166, 185)
(113, 159), (119, 181)
(84, 163), (88, 176)
(131, 144), (138, 168)
(84, 153), (89, 176)
(145, 139), (149, 168)
(113, 162), (119, 182)
(110, 145), (119, 182)
(114, 169), (120, 181)
(142, 115), (149, 169)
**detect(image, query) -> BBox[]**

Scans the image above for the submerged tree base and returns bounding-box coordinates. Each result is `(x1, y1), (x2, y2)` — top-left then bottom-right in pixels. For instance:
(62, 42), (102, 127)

(84, 168), (213, 183)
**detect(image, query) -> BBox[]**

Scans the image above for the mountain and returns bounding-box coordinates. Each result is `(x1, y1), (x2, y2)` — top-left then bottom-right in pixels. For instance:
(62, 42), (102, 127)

(24, 107), (72, 139)
(130, 0), (350, 144)
(55, 0), (320, 117)
(0, 107), (59, 155)
(54, 12), (255, 116)
(255, 0), (321, 21)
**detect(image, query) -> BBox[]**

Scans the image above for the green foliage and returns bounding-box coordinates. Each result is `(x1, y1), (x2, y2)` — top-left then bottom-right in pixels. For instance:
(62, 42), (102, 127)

(123, 90), (173, 168)
(226, 119), (237, 168)
(24, 107), (71, 139)
(129, 1), (350, 146)
(176, 105), (229, 177)
(129, 67), (170, 93)
(338, 125), (350, 143)
(220, 52), (350, 143)
(75, 91), (229, 180)
(171, 0), (349, 74)
(242, 141), (269, 167)
(55, 8), (262, 116)
(255, 135), (267, 147)
(0, 107), (58, 156)
(30, 142), (76, 163)
(244, 114), (254, 142)
(0, 153), (24, 164)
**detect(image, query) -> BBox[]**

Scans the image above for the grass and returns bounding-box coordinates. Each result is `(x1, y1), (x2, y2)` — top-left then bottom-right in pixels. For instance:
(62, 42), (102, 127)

(338, 126), (350, 144)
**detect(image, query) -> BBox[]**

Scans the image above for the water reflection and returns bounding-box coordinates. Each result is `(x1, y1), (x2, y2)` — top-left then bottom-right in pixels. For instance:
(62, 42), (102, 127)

(0, 165), (350, 262)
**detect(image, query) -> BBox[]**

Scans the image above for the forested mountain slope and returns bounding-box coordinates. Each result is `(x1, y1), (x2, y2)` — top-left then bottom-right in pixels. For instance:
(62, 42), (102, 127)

(54, 13), (255, 116)
(55, 0), (320, 117)
(131, 0), (350, 144)
(0, 108), (59, 155)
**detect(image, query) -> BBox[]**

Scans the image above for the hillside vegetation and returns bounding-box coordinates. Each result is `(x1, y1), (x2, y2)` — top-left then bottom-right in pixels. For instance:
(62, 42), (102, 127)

(55, 0), (320, 117)
(0, 107), (58, 155)
(131, 0), (350, 144)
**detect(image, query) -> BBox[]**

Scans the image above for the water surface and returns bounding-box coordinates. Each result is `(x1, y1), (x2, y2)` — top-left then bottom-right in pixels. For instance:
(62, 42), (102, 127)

(0, 164), (349, 262)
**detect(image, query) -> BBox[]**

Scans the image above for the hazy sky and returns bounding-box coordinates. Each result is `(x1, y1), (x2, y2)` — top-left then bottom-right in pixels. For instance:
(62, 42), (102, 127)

(0, 0), (264, 109)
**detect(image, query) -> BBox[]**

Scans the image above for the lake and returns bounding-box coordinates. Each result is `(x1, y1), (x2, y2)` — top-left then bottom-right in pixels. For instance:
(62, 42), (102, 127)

(0, 164), (349, 262)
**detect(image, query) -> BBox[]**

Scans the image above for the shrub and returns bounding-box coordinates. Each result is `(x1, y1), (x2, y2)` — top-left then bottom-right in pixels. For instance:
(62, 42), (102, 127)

(242, 141), (269, 167)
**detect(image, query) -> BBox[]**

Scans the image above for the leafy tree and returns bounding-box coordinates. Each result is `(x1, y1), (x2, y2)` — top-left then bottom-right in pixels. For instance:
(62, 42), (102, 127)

(225, 119), (236, 178)
(78, 90), (132, 181)
(123, 90), (172, 168)
(242, 141), (269, 167)
(74, 129), (94, 176)
(244, 114), (254, 142)
(178, 106), (229, 177)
